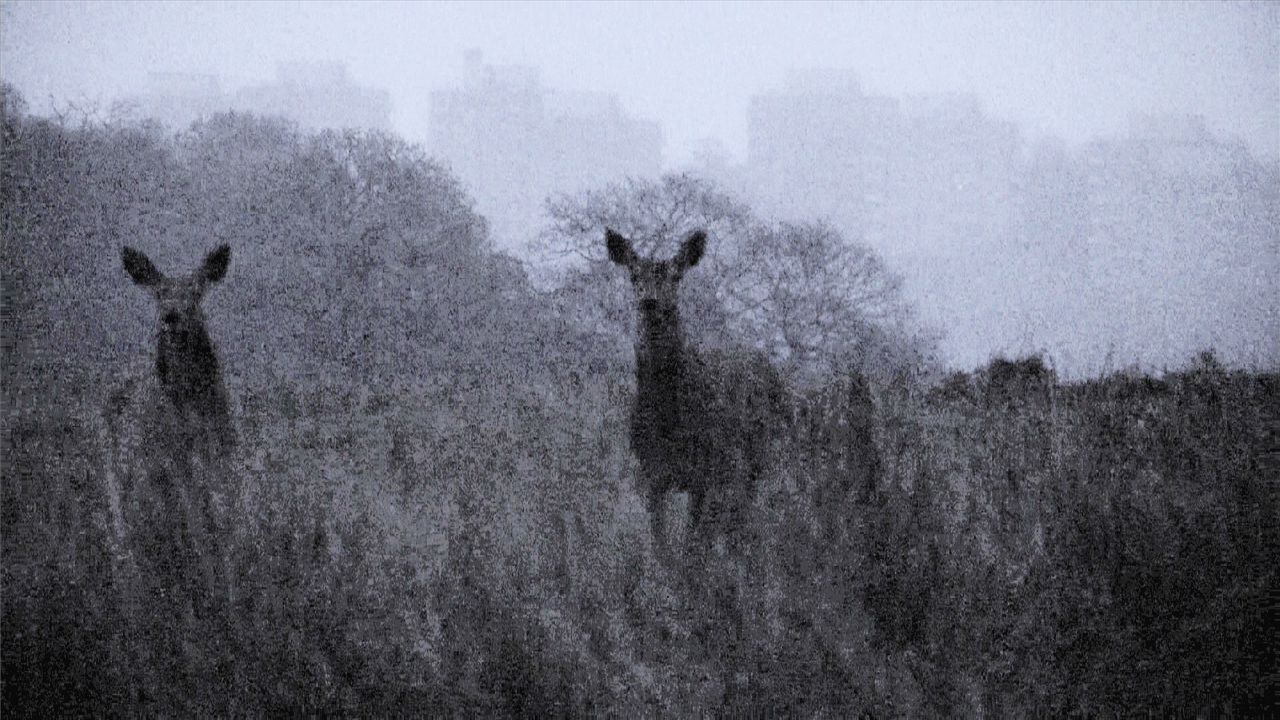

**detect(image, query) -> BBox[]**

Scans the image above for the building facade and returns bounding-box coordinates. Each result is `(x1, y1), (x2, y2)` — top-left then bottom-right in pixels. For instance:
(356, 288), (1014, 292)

(746, 70), (1018, 257)
(120, 62), (391, 134)
(429, 51), (662, 250)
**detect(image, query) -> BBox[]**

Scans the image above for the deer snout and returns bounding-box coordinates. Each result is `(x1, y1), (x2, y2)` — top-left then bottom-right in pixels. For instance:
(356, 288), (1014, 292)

(162, 310), (183, 326)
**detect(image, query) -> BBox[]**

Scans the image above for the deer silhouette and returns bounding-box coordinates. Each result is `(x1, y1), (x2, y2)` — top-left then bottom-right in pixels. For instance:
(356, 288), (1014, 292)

(101, 244), (235, 616)
(608, 229), (786, 563)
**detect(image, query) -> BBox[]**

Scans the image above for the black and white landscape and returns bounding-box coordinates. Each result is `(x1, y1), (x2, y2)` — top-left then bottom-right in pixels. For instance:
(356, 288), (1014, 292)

(2, 2), (1275, 715)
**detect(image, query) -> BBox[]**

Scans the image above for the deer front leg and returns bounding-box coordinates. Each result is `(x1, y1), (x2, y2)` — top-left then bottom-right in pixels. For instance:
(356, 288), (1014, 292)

(647, 487), (672, 566)
(687, 486), (712, 561)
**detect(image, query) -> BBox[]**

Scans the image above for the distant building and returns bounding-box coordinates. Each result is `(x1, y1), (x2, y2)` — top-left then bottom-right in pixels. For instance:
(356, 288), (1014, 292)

(748, 69), (880, 237)
(430, 50), (662, 250)
(896, 93), (1019, 252)
(234, 62), (391, 133)
(746, 71), (1017, 255)
(1081, 113), (1248, 253)
(123, 72), (226, 130)
(1125, 112), (1241, 177)
(120, 62), (391, 133)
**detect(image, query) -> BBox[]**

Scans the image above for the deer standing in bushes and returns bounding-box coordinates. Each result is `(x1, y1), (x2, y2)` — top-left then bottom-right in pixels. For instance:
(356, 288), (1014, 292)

(607, 228), (787, 565)
(101, 244), (236, 618)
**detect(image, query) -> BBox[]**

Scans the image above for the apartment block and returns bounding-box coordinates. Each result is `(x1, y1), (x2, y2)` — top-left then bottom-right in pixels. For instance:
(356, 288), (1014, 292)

(429, 51), (662, 249)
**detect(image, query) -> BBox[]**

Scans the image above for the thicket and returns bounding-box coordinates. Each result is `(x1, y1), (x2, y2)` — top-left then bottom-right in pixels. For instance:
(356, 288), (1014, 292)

(3, 85), (1274, 715)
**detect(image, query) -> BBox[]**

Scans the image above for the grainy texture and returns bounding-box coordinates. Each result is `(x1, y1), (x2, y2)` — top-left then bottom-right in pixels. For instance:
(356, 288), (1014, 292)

(1, 85), (1272, 716)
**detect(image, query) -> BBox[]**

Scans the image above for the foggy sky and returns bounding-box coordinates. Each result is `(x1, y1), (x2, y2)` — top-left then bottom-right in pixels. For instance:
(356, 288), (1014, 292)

(3, 1), (1277, 168)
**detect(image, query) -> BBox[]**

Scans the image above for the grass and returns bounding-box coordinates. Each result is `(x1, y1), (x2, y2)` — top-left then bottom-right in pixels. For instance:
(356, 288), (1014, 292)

(3, 354), (1273, 715)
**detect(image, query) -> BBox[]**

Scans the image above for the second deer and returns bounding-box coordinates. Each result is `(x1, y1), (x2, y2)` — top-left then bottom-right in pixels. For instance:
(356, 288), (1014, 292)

(608, 228), (787, 565)
(101, 244), (236, 617)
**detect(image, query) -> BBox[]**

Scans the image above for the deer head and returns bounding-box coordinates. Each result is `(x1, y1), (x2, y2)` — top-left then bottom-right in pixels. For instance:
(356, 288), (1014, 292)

(121, 244), (230, 417)
(607, 228), (705, 352)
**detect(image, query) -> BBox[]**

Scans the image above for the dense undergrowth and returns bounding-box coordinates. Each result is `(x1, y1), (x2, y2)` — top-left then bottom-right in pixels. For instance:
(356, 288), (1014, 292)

(3, 86), (1274, 714)
(5, 355), (1273, 715)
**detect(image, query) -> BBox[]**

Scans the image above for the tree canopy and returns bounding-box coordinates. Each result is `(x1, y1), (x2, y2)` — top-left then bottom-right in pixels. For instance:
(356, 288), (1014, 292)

(2, 92), (553, 406)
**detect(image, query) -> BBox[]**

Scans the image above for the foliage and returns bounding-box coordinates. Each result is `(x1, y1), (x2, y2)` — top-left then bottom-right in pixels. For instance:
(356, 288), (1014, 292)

(2, 89), (1273, 715)
(2, 96), (544, 406)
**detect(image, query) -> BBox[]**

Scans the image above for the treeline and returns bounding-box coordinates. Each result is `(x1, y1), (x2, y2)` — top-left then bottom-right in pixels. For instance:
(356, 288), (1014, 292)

(2, 86), (1274, 715)
(3, 88), (575, 400)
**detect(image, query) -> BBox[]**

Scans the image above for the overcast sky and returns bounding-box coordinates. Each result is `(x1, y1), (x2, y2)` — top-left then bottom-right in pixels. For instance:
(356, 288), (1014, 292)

(3, 1), (1276, 167)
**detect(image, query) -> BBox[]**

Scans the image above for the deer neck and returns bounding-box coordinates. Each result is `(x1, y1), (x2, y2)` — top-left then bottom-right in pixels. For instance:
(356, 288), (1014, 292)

(635, 304), (687, 420)
(156, 324), (227, 421)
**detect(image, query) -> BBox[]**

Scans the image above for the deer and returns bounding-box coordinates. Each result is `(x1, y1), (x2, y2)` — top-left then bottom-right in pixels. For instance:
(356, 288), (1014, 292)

(607, 228), (787, 567)
(100, 244), (236, 621)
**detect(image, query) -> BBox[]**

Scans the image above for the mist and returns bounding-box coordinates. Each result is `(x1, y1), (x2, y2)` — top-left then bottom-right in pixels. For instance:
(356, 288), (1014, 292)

(3, 0), (1277, 375)
(4, 2), (1277, 715)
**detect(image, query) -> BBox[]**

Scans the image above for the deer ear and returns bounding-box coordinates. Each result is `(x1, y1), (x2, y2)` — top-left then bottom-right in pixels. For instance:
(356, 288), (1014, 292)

(673, 230), (706, 271)
(200, 245), (231, 284)
(606, 229), (635, 266)
(122, 246), (164, 287)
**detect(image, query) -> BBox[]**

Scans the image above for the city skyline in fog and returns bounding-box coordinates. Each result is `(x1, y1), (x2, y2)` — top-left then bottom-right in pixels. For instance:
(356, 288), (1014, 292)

(3, 1), (1276, 376)
(2, 1), (1276, 168)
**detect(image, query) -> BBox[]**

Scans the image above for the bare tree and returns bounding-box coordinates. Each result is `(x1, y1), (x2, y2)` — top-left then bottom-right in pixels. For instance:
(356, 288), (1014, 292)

(536, 173), (931, 385)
